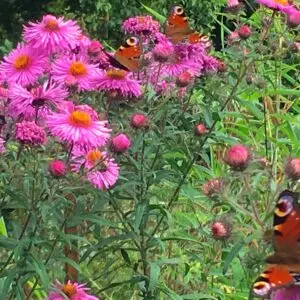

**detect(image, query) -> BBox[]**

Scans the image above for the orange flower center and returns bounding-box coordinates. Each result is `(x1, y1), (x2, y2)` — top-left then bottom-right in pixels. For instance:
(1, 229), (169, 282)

(106, 69), (127, 79)
(13, 54), (31, 70)
(275, 0), (288, 5)
(87, 149), (103, 163)
(61, 283), (77, 297)
(68, 110), (92, 127)
(44, 19), (59, 31)
(69, 61), (87, 77)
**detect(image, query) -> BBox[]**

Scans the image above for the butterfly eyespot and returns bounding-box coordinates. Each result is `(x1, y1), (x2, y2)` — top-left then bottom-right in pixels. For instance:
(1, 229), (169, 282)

(126, 37), (139, 46)
(253, 281), (271, 296)
(173, 5), (184, 15)
(275, 196), (294, 217)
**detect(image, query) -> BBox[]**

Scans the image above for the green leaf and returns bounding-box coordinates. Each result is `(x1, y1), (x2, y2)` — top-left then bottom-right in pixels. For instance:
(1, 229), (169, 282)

(28, 256), (50, 289)
(120, 248), (131, 265)
(0, 217), (7, 237)
(134, 203), (146, 232)
(141, 3), (166, 23)
(148, 262), (160, 291)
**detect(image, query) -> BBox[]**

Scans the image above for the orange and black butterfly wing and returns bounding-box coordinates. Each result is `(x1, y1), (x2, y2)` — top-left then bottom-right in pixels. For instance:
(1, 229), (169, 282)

(272, 190), (300, 252)
(114, 37), (142, 72)
(252, 265), (296, 297)
(165, 5), (193, 43)
(103, 52), (130, 72)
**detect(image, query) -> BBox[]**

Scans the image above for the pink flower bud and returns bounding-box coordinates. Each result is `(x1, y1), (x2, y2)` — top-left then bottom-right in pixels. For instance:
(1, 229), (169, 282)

(238, 25), (252, 39)
(227, 0), (240, 7)
(176, 71), (193, 88)
(131, 113), (148, 129)
(49, 160), (66, 178)
(287, 9), (300, 28)
(111, 133), (131, 153)
(224, 144), (251, 170)
(285, 158), (300, 180)
(217, 60), (227, 72)
(194, 123), (208, 136)
(211, 219), (231, 240)
(88, 40), (103, 55)
(227, 31), (240, 44)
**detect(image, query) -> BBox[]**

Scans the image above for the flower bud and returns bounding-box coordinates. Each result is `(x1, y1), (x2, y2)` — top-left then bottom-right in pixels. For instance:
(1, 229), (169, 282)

(49, 160), (66, 178)
(176, 71), (193, 88)
(202, 178), (224, 197)
(217, 60), (227, 73)
(88, 40), (103, 55)
(130, 113), (148, 129)
(153, 41), (174, 62)
(285, 158), (300, 180)
(224, 144), (251, 170)
(211, 218), (232, 240)
(238, 25), (251, 39)
(228, 31), (240, 44)
(287, 9), (300, 28)
(194, 123), (208, 136)
(226, 0), (242, 12)
(111, 133), (131, 153)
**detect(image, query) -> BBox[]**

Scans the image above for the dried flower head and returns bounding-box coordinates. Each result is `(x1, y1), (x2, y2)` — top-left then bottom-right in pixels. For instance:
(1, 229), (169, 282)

(202, 178), (224, 197)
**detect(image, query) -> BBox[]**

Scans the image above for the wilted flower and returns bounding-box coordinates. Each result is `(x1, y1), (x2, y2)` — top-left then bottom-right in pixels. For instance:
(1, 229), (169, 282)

(49, 160), (66, 178)
(111, 133), (131, 153)
(202, 178), (224, 197)
(46, 104), (111, 148)
(224, 144), (251, 170)
(194, 123), (208, 136)
(51, 55), (98, 91)
(122, 16), (160, 38)
(47, 280), (98, 300)
(238, 25), (252, 39)
(0, 43), (47, 86)
(176, 71), (194, 87)
(23, 15), (81, 54)
(95, 69), (142, 98)
(15, 121), (46, 146)
(71, 148), (119, 190)
(285, 158), (300, 180)
(130, 113), (148, 129)
(211, 217), (232, 240)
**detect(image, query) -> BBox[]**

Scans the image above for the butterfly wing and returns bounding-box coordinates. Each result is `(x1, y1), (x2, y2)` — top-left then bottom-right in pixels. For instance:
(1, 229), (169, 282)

(113, 37), (142, 72)
(165, 5), (193, 43)
(252, 190), (300, 297)
(273, 190), (300, 252)
(252, 265), (295, 297)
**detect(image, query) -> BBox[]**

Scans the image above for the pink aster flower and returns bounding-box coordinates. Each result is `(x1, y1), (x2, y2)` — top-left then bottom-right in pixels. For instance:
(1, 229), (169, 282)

(46, 104), (110, 148)
(51, 54), (98, 91)
(72, 147), (119, 190)
(47, 280), (98, 300)
(202, 55), (218, 74)
(153, 40), (175, 62)
(95, 69), (142, 98)
(0, 137), (5, 154)
(23, 15), (81, 54)
(271, 286), (300, 300)
(122, 16), (160, 38)
(15, 121), (46, 146)
(0, 43), (47, 86)
(9, 81), (68, 120)
(256, 0), (294, 13)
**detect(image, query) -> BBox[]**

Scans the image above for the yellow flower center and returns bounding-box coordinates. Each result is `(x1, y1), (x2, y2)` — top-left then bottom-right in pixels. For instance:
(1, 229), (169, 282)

(69, 61), (87, 77)
(68, 110), (92, 127)
(44, 19), (59, 31)
(13, 54), (31, 70)
(106, 69), (127, 79)
(275, 0), (288, 5)
(61, 283), (77, 297)
(87, 149), (103, 163)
